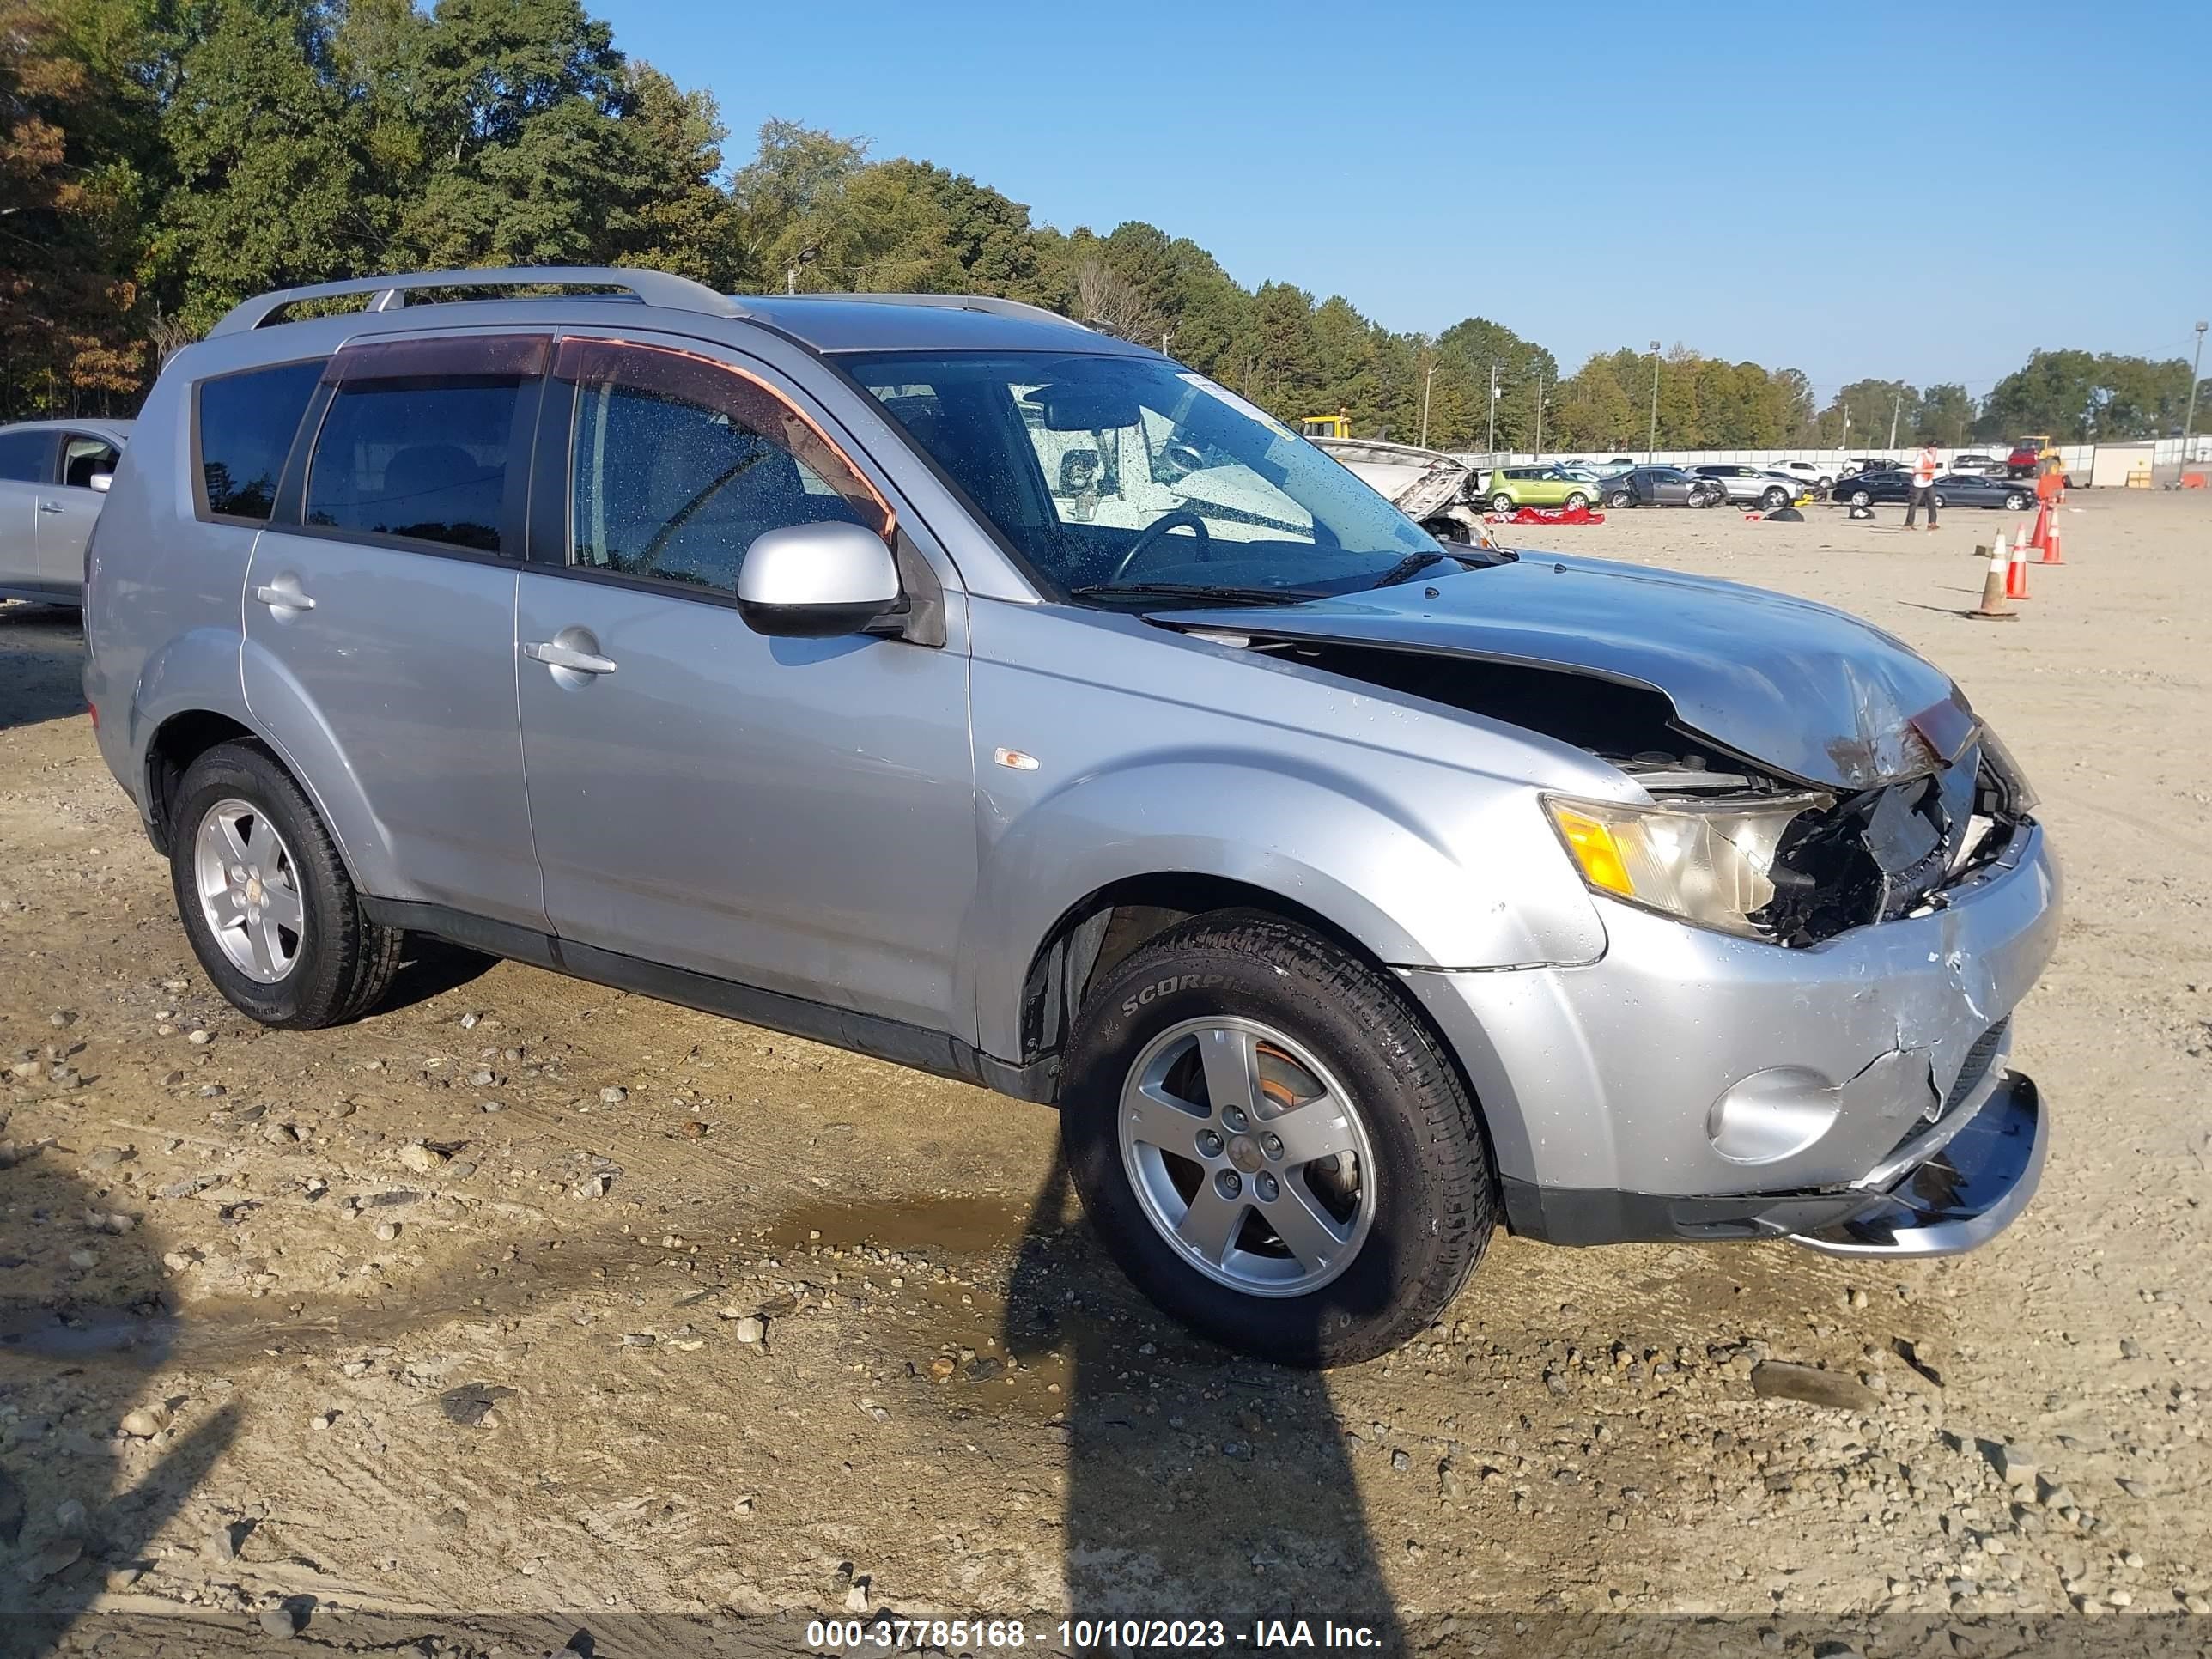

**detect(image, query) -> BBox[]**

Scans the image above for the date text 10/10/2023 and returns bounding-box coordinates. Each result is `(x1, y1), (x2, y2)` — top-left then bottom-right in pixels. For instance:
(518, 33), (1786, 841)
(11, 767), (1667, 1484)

(806, 1618), (1385, 1650)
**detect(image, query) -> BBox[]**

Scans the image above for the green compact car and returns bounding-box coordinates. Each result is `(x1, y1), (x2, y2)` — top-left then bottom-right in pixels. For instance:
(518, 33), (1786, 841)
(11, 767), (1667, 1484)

(1484, 465), (1597, 512)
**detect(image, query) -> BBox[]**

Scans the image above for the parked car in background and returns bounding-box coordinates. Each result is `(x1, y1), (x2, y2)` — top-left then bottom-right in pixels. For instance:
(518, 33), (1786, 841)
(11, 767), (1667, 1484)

(1948, 453), (2000, 475)
(1769, 459), (1834, 491)
(1838, 470), (2034, 511)
(83, 267), (2060, 1366)
(1841, 458), (1905, 477)
(1484, 465), (1598, 511)
(1691, 465), (1805, 510)
(0, 418), (131, 606)
(1603, 465), (1724, 507)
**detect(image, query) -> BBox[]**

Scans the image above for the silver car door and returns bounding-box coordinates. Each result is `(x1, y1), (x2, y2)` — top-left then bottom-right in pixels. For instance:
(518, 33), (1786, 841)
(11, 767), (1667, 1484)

(35, 433), (121, 588)
(0, 429), (57, 591)
(239, 333), (543, 929)
(513, 331), (976, 1034)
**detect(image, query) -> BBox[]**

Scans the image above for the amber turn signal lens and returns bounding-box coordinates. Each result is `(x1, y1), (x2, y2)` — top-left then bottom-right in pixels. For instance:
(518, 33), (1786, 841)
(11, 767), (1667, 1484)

(1549, 805), (1634, 896)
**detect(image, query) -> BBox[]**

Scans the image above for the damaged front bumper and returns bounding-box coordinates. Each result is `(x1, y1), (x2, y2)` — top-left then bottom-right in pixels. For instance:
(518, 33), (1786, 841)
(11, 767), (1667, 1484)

(1400, 818), (2059, 1252)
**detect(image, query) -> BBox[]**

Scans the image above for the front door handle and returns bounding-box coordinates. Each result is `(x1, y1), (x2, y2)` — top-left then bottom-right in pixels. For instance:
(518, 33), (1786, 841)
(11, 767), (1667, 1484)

(37, 502), (64, 514)
(252, 582), (315, 611)
(524, 639), (617, 676)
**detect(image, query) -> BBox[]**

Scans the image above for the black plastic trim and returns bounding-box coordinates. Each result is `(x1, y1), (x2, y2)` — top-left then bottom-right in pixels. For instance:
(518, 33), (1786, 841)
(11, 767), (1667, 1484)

(360, 898), (1059, 1105)
(1498, 1176), (1876, 1246)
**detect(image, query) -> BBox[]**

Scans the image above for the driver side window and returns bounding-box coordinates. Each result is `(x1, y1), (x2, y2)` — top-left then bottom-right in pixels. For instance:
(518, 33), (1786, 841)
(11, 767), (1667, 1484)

(558, 339), (890, 593)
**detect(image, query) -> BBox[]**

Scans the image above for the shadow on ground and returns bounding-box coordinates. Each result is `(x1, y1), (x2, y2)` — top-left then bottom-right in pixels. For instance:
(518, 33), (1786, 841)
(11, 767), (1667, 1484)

(1005, 1152), (1401, 1644)
(0, 607), (88, 735)
(0, 1138), (238, 1654)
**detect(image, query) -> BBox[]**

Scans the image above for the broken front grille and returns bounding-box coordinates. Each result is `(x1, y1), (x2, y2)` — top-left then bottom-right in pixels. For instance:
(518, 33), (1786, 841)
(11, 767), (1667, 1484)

(1937, 1017), (2010, 1121)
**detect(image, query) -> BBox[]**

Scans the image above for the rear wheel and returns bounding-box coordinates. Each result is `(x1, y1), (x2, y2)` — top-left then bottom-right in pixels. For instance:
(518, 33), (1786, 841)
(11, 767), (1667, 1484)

(170, 742), (402, 1029)
(1850, 488), (1872, 507)
(1489, 491), (1514, 513)
(1060, 912), (1493, 1365)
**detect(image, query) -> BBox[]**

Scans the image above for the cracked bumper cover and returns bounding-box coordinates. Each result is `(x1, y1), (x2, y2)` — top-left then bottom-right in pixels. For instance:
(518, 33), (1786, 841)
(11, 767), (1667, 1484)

(1401, 820), (2059, 1251)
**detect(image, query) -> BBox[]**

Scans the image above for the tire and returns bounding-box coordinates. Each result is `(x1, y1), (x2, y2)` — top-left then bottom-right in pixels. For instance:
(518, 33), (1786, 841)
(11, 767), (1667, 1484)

(1489, 491), (1514, 513)
(1606, 489), (1633, 509)
(1059, 910), (1494, 1366)
(169, 742), (403, 1029)
(1850, 488), (1872, 507)
(1760, 486), (1787, 510)
(1565, 490), (1589, 509)
(2005, 492), (2028, 512)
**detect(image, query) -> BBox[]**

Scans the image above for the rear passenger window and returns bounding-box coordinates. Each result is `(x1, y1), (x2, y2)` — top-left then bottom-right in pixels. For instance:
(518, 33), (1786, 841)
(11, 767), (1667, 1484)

(0, 429), (52, 483)
(558, 340), (889, 592)
(306, 377), (524, 553)
(198, 359), (325, 520)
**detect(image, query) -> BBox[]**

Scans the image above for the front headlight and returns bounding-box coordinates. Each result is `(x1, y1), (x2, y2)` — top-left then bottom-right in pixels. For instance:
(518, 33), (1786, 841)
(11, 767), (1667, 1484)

(1543, 792), (1832, 939)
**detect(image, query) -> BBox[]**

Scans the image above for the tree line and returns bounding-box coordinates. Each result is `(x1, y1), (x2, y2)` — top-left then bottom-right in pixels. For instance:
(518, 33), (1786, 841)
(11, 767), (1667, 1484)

(6, 0), (2205, 452)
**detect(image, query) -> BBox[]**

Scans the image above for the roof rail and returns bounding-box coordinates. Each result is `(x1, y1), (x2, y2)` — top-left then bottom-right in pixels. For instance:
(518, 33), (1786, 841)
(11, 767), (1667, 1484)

(208, 267), (749, 337)
(779, 292), (1089, 332)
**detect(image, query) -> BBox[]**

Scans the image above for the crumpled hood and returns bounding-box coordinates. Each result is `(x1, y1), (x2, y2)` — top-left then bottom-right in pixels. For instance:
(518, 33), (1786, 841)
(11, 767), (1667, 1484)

(1151, 552), (1976, 791)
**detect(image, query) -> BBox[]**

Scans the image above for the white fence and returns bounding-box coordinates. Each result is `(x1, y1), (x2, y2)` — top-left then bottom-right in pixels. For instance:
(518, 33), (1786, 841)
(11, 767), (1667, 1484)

(1455, 434), (2212, 483)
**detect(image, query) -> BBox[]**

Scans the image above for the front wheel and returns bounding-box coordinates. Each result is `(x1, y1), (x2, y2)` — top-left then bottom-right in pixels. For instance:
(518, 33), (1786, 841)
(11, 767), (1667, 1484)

(1488, 491), (1514, 513)
(1565, 490), (1589, 509)
(1850, 488), (1872, 507)
(1060, 912), (1494, 1365)
(170, 742), (403, 1028)
(1760, 486), (1787, 510)
(1606, 489), (1633, 509)
(2005, 492), (2029, 512)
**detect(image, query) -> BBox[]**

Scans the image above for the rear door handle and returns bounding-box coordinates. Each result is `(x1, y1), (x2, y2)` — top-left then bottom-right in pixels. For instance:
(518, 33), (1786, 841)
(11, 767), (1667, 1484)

(37, 502), (64, 514)
(524, 639), (617, 676)
(252, 583), (315, 611)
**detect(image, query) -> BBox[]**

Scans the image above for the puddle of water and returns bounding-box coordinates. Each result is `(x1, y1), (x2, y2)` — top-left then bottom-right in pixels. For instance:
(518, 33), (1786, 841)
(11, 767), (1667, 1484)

(761, 1189), (1062, 1261)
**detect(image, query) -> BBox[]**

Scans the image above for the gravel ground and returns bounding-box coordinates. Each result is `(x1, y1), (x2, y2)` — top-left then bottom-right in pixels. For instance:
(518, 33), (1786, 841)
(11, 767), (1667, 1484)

(1, 490), (2208, 1656)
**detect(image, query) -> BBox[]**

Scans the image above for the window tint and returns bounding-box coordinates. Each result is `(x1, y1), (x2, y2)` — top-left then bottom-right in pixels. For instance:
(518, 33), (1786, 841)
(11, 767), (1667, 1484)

(563, 343), (886, 592)
(198, 359), (324, 520)
(62, 436), (119, 489)
(306, 377), (522, 552)
(0, 429), (52, 483)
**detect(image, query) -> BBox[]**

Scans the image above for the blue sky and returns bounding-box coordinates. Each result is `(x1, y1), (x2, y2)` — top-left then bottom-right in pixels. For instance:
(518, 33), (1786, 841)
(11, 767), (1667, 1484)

(593, 0), (2208, 397)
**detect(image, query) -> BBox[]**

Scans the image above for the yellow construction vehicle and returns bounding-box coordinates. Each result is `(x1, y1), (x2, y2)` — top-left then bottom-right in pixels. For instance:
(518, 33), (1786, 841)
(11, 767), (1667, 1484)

(1302, 411), (1353, 440)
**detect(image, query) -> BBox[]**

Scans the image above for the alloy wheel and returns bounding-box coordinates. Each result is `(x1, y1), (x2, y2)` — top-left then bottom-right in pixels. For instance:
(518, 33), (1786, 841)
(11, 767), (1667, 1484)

(1117, 1016), (1376, 1297)
(192, 798), (306, 983)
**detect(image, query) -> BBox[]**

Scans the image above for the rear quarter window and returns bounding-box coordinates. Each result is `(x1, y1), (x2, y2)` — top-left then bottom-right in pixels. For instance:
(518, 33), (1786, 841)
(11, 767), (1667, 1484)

(196, 359), (327, 522)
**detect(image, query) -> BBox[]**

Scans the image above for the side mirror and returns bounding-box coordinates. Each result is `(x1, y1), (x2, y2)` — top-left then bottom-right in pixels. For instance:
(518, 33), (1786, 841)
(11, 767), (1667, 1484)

(89, 472), (113, 494)
(736, 521), (901, 639)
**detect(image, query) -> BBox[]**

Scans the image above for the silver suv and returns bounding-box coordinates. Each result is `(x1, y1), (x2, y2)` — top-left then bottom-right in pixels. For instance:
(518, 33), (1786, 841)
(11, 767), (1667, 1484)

(83, 268), (2059, 1363)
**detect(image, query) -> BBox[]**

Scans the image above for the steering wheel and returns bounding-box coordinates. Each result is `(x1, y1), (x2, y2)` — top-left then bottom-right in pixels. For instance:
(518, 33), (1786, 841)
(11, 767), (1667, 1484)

(1108, 510), (1212, 582)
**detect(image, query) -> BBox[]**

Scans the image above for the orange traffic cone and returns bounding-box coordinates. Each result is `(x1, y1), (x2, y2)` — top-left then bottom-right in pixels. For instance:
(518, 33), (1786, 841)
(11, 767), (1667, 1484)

(2024, 503), (2051, 555)
(2004, 531), (2030, 600)
(1969, 536), (2016, 622)
(2039, 511), (2064, 564)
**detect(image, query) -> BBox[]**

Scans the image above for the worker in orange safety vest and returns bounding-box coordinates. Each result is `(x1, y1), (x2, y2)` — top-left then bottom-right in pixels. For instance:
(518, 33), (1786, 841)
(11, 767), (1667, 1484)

(1902, 440), (1942, 531)
(2037, 452), (2066, 508)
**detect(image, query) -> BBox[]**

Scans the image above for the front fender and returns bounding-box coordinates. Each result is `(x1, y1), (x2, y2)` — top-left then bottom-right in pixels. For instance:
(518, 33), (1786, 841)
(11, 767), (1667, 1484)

(961, 751), (1606, 1060)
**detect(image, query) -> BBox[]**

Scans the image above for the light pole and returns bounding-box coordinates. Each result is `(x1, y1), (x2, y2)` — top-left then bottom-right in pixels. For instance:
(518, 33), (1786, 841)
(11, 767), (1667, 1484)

(1533, 371), (1546, 461)
(1486, 362), (1500, 460)
(1419, 361), (1437, 449)
(2183, 320), (2208, 480)
(1646, 341), (1662, 462)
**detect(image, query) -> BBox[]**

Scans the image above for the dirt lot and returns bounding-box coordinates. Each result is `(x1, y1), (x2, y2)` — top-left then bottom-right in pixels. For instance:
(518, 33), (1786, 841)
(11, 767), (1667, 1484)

(2, 492), (2209, 1656)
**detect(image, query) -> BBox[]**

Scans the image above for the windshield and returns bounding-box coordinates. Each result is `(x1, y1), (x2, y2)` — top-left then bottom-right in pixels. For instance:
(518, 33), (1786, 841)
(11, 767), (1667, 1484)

(842, 350), (1437, 603)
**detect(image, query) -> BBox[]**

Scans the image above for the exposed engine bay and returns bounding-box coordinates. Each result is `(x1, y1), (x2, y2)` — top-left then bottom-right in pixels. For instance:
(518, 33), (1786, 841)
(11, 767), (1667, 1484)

(1267, 644), (2035, 946)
